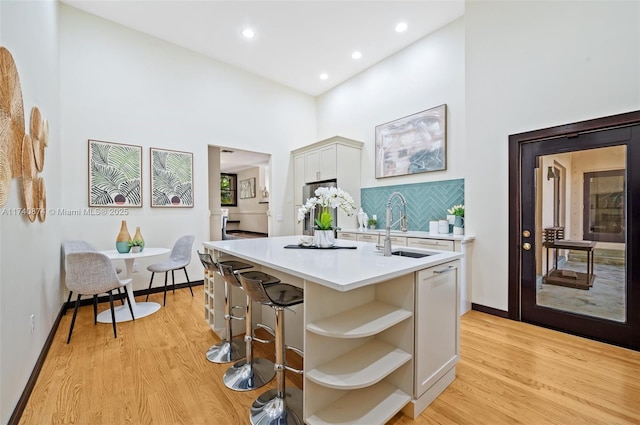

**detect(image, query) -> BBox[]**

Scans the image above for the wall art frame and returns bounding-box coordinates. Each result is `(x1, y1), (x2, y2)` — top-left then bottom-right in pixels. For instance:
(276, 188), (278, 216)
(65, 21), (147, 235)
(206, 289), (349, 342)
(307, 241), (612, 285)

(150, 147), (193, 207)
(239, 177), (256, 199)
(375, 104), (447, 178)
(88, 139), (142, 207)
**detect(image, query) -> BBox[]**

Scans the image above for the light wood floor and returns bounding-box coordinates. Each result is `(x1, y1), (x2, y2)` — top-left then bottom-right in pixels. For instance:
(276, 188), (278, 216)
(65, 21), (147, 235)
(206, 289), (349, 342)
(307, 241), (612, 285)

(19, 286), (640, 424)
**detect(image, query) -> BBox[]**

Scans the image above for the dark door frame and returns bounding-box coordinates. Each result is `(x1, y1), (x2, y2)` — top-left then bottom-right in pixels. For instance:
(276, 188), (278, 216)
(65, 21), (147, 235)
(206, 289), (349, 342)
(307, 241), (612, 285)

(508, 110), (640, 348)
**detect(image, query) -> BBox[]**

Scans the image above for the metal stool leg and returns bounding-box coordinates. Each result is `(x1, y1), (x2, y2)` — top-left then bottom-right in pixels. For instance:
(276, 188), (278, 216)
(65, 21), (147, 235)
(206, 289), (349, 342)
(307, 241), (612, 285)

(250, 306), (303, 425)
(223, 294), (275, 391)
(206, 278), (246, 363)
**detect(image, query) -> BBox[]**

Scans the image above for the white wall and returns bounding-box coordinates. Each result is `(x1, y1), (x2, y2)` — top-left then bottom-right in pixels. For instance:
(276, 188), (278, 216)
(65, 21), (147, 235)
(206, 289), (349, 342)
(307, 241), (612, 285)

(230, 167), (269, 234)
(59, 5), (316, 292)
(318, 1), (639, 313)
(317, 17), (466, 189)
(465, 0), (639, 310)
(0, 1), (61, 422)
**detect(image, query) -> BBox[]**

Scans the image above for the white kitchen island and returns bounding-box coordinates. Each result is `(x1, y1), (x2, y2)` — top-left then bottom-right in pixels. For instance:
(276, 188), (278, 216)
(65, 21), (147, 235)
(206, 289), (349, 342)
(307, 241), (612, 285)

(203, 235), (462, 424)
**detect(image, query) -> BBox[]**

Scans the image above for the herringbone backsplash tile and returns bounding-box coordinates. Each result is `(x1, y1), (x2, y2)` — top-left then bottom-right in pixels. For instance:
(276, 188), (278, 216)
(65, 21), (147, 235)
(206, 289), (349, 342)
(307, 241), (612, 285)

(361, 179), (464, 231)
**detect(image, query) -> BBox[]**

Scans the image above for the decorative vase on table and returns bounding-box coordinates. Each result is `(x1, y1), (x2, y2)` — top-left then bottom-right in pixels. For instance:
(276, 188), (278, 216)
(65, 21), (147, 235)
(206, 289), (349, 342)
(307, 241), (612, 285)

(357, 208), (365, 231)
(116, 220), (132, 253)
(314, 230), (335, 248)
(133, 226), (145, 252)
(453, 216), (464, 235)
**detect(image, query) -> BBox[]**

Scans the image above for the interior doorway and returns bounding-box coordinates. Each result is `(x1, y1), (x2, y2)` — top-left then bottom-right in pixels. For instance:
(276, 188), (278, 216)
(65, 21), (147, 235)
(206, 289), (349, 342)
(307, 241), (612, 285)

(508, 111), (640, 350)
(208, 145), (271, 241)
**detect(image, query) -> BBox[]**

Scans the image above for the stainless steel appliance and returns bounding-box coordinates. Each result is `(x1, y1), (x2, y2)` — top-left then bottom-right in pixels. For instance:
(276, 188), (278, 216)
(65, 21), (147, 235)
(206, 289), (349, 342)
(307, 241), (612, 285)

(302, 179), (337, 236)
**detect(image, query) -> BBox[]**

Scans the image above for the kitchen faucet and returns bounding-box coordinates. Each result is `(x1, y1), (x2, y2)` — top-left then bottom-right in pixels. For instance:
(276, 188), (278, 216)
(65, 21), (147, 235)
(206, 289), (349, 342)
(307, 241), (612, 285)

(382, 191), (408, 256)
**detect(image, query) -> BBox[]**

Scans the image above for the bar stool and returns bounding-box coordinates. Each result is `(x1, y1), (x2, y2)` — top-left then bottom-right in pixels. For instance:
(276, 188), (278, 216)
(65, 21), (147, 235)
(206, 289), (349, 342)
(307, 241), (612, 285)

(238, 273), (304, 425)
(218, 263), (280, 391)
(197, 251), (252, 363)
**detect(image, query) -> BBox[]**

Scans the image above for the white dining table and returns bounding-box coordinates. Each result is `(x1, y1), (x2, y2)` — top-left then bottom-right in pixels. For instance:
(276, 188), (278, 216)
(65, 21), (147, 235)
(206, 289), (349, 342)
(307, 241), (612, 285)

(96, 247), (170, 323)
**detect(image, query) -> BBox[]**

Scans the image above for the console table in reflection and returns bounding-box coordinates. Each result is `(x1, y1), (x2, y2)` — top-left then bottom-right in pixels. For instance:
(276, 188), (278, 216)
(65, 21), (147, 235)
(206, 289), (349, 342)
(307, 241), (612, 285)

(543, 239), (596, 290)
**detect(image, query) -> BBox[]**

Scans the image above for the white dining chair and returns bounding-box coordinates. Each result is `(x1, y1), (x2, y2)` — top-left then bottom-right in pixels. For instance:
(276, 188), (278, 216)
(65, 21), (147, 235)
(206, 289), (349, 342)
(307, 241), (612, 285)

(65, 251), (134, 343)
(62, 240), (125, 315)
(145, 235), (195, 306)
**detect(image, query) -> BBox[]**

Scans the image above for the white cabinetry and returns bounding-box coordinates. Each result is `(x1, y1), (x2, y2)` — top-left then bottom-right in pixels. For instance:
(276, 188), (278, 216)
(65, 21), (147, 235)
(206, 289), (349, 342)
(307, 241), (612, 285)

(357, 233), (379, 244)
(337, 233), (406, 246)
(414, 261), (460, 399)
(389, 235), (407, 246)
(408, 237), (454, 251)
(336, 231), (357, 241)
(304, 259), (461, 423)
(336, 231), (473, 315)
(294, 154), (305, 206)
(203, 247), (248, 339)
(304, 144), (337, 183)
(292, 137), (363, 234)
(203, 247), (216, 329)
(304, 275), (414, 424)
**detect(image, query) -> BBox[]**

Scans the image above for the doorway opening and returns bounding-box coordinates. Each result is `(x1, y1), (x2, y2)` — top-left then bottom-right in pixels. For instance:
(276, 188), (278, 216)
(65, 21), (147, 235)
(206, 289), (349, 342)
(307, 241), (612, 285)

(207, 145), (271, 241)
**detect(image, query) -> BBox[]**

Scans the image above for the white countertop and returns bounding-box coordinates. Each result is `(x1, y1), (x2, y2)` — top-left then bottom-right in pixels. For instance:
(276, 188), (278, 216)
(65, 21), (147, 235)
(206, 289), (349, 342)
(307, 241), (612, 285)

(204, 235), (462, 292)
(338, 228), (475, 243)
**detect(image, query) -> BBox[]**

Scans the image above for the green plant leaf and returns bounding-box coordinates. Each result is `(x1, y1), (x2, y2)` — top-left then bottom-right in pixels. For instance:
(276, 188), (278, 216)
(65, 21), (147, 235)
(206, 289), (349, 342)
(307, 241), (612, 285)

(315, 210), (333, 230)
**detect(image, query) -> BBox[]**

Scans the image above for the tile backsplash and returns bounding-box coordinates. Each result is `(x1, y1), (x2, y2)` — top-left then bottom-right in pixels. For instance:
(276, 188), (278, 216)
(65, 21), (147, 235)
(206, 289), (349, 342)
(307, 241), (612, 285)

(360, 179), (464, 231)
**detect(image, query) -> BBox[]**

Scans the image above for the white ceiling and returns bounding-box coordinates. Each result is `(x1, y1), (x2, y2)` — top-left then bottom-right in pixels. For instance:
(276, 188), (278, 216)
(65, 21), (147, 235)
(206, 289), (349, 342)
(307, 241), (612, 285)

(61, 0), (465, 97)
(60, 1), (464, 171)
(219, 146), (270, 173)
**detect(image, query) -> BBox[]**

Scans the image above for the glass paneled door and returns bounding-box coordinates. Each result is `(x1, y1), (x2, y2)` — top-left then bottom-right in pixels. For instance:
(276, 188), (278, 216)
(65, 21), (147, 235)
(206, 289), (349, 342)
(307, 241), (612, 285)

(534, 147), (626, 322)
(515, 121), (640, 350)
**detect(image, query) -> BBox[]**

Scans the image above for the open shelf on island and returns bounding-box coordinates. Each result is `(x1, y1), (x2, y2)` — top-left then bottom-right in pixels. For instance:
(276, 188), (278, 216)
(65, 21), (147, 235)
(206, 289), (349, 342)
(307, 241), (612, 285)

(305, 381), (411, 425)
(306, 301), (412, 338)
(306, 339), (411, 389)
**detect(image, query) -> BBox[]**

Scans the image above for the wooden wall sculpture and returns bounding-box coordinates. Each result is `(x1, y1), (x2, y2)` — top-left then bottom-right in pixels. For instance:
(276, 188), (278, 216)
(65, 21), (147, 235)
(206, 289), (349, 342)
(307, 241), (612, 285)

(0, 46), (48, 221)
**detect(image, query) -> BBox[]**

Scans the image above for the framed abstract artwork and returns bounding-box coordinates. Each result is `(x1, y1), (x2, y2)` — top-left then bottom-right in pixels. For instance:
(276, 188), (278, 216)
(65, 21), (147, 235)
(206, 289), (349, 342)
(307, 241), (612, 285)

(88, 139), (142, 207)
(239, 177), (256, 199)
(150, 147), (193, 207)
(375, 104), (447, 178)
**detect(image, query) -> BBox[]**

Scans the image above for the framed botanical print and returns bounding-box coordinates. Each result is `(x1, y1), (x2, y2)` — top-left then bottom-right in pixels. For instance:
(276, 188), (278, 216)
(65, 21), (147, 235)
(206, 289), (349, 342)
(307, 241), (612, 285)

(150, 147), (193, 207)
(88, 139), (142, 207)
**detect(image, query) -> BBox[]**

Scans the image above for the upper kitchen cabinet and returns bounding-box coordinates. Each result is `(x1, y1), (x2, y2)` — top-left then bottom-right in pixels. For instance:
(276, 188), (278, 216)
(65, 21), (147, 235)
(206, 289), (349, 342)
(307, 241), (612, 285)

(293, 136), (362, 180)
(293, 136), (363, 230)
(304, 144), (337, 183)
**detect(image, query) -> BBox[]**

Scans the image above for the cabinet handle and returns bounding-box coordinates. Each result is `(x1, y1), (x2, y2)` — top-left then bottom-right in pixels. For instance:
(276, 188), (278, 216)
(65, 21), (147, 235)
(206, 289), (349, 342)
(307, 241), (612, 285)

(433, 265), (456, 274)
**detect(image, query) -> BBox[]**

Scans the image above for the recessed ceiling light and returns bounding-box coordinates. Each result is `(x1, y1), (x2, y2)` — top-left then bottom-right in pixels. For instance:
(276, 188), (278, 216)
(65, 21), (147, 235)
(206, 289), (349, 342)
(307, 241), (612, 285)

(319, 73), (329, 80)
(395, 22), (408, 33)
(352, 51), (362, 59)
(241, 28), (255, 39)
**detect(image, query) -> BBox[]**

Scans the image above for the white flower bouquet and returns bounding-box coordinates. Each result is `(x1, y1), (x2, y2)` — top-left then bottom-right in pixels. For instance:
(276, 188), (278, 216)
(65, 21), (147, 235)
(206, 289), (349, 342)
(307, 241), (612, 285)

(297, 187), (356, 230)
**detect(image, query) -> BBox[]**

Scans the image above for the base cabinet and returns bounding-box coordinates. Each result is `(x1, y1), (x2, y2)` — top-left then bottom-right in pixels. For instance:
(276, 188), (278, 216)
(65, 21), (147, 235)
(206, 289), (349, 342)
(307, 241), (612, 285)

(304, 259), (460, 424)
(414, 261), (460, 398)
(304, 275), (414, 424)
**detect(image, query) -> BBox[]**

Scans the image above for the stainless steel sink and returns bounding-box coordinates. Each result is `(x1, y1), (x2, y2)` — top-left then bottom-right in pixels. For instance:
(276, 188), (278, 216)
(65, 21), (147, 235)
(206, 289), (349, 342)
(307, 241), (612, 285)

(391, 249), (432, 258)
